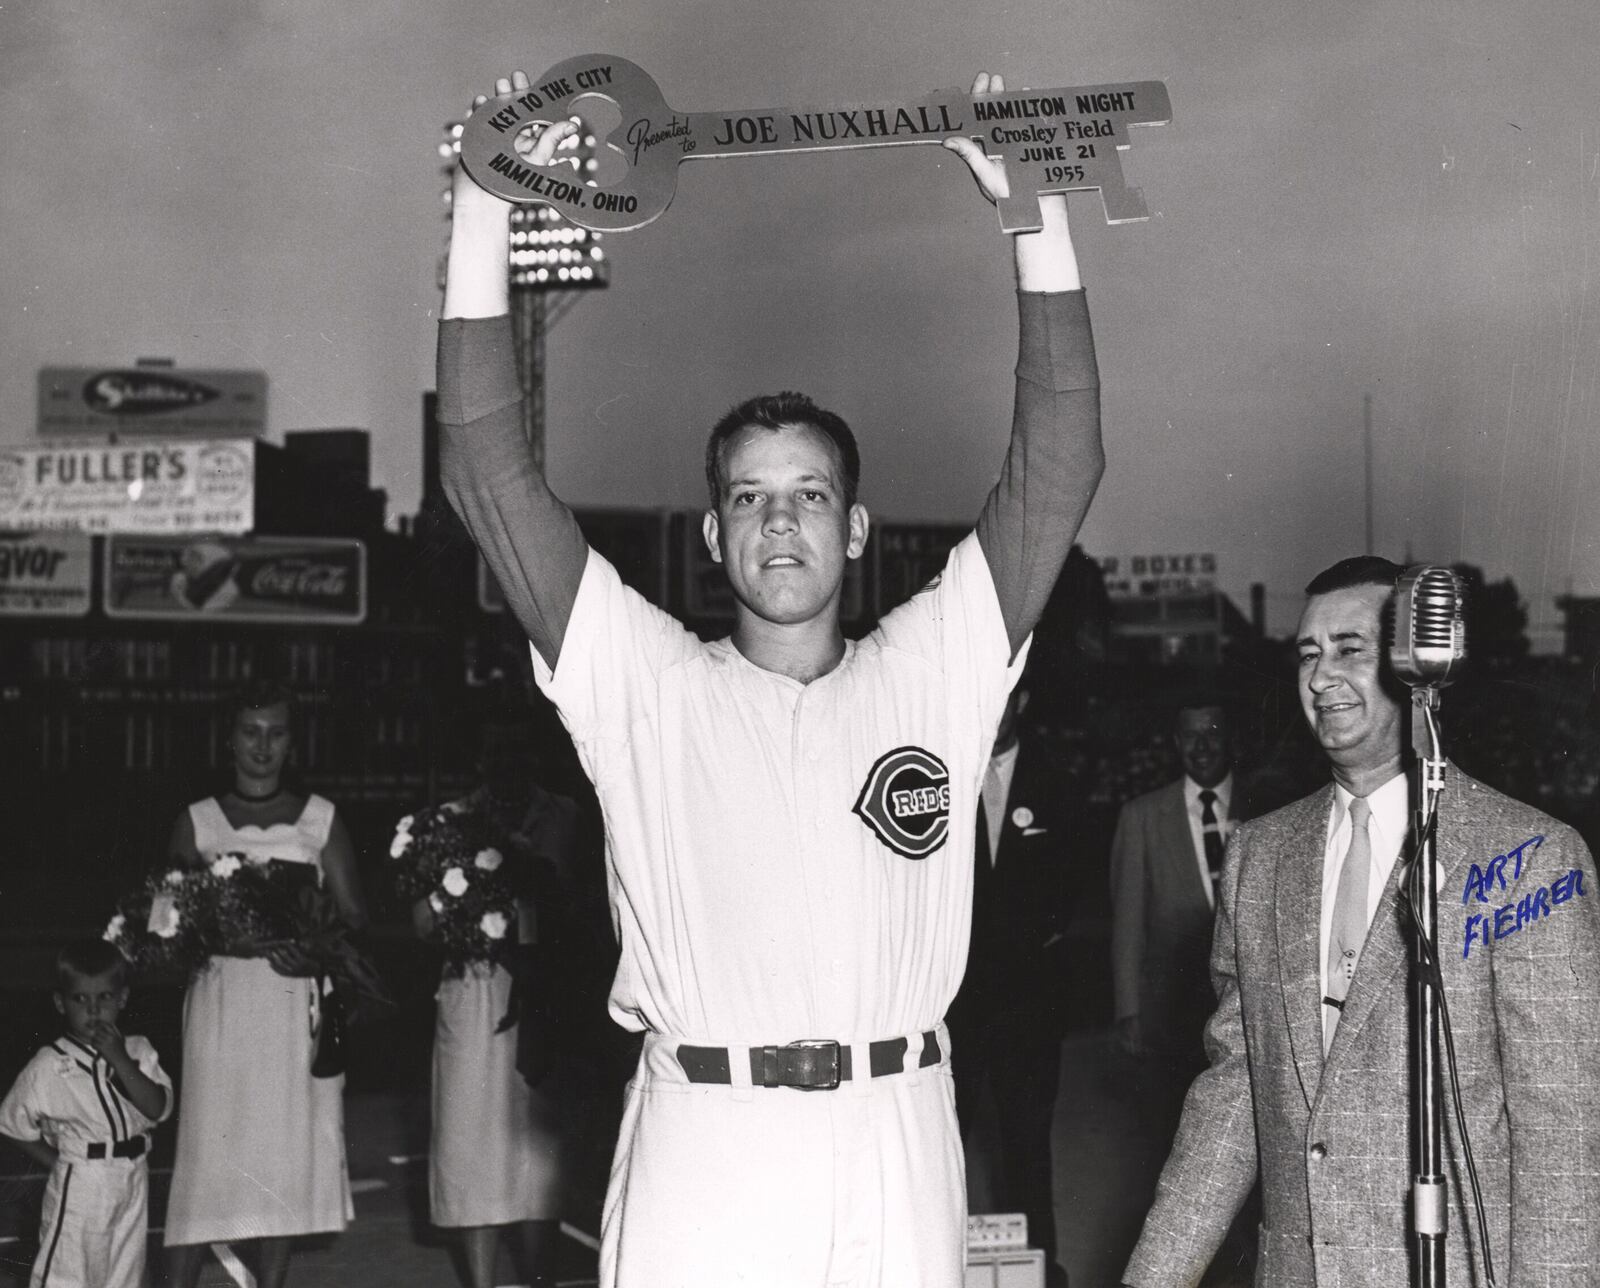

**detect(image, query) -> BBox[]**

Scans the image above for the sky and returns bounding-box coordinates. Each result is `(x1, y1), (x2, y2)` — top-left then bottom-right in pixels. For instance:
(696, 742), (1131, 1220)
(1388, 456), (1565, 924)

(4, 0), (1599, 642)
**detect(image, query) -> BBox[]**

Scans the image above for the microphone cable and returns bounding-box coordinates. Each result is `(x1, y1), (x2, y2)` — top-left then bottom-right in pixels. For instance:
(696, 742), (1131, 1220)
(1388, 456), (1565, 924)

(1402, 697), (1497, 1288)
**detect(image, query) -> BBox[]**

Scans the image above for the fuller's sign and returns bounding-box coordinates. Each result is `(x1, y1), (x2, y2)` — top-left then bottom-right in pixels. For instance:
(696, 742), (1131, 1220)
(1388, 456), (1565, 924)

(104, 535), (365, 624)
(0, 440), (254, 534)
(38, 366), (267, 437)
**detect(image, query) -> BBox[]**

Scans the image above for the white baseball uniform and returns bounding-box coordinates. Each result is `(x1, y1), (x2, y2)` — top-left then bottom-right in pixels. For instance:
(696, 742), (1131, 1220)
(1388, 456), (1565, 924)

(537, 533), (1025, 1286)
(0, 1035), (172, 1288)
(439, 288), (1101, 1288)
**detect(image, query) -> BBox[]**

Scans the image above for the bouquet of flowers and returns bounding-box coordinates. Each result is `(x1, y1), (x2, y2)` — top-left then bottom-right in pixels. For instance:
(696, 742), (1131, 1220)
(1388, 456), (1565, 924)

(105, 854), (391, 1023)
(103, 865), (224, 980)
(390, 798), (530, 973)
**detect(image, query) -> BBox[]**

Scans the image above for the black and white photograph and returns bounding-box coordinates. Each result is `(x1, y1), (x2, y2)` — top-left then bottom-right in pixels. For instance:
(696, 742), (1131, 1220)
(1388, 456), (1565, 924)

(2, 1), (1599, 1285)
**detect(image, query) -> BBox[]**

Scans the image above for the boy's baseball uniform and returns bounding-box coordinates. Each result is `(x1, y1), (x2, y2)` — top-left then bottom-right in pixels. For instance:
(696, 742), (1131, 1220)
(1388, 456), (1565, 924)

(0, 1035), (171, 1288)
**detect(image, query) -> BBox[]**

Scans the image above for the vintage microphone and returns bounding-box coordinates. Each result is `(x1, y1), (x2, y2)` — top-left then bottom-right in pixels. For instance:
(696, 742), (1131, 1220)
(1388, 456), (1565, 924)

(1389, 567), (1493, 1288)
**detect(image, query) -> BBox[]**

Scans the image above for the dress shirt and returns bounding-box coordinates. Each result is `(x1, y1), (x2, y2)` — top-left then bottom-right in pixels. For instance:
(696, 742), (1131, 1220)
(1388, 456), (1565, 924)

(1183, 774), (1234, 909)
(982, 741), (1021, 866)
(1318, 771), (1408, 1001)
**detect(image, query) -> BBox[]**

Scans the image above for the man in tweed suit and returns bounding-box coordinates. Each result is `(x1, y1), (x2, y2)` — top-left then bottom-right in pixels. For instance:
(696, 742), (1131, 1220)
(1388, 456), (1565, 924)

(1124, 556), (1600, 1287)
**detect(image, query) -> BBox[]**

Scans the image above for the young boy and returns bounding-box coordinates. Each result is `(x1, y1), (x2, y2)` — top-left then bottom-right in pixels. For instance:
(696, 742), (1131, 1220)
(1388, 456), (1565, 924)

(0, 940), (172, 1288)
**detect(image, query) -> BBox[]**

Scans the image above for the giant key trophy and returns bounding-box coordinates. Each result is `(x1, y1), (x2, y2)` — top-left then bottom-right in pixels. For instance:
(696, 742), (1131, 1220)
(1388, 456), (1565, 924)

(459, 55), (1172, 234)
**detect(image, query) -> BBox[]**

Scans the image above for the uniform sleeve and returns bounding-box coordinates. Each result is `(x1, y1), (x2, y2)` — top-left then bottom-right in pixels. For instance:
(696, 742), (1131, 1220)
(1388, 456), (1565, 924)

(1491, 824), (1600, 1283)
(0, 1055), (47, 1142)
(875, 532), (1031, 752)
(126, 1036), (174, 1125)
(438, 315), (590, 671)
(531, 547), (699, 747)
(975, 289), (1103, 656)
(1123, 827), (1259, 1287)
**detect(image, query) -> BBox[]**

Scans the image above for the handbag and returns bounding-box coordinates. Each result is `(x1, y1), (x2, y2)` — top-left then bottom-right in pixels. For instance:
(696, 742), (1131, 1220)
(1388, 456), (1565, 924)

(310, 974), (346, 1079)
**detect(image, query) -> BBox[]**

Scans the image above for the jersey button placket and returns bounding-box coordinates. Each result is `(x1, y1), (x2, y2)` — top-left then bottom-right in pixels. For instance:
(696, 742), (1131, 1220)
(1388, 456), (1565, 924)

(790, 688), (834, 1021)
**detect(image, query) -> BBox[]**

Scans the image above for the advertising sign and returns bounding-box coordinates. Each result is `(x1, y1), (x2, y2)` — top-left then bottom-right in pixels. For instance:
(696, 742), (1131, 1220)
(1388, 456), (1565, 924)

(104, 535), (365, 624)
(38, 366), (266, 437)
(1098, 552), (1217, 598)
(0, 530), (93, 617)
(0, 440), (254, 534)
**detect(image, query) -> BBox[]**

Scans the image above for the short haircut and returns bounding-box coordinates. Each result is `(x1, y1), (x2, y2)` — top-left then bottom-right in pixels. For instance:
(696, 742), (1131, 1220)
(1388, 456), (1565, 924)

(704, 392), (861, 510)
(1172, 692), (1232, 728)
(226, 678), (295, 728)
(1304, 555), (1405, 598)
(57, 939), (127, 990)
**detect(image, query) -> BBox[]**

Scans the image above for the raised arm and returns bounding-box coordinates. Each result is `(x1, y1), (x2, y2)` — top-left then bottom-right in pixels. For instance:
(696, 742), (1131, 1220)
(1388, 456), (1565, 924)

(439, 70), (589, 670)
(945, 73), (1104, 656)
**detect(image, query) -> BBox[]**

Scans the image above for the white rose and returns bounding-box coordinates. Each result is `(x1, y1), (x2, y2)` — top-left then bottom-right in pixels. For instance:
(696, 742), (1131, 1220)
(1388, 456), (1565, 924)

(442, 868), (469, 897)
(149, 901), (181, 939)
(473, 847), (503, 872)
(429, 893), (446, 914)
(103, 914), (126, 942)
(396, 814), (415, 830)
(164, 869), (187, 886)
(390, 830), (412, 859)
(210, 854), (243, 879)
(480, 911), (509, 940)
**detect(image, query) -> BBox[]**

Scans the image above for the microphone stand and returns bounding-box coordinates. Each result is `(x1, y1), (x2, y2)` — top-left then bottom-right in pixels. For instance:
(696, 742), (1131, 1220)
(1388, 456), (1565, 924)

(1408, 685), (1447, 1287)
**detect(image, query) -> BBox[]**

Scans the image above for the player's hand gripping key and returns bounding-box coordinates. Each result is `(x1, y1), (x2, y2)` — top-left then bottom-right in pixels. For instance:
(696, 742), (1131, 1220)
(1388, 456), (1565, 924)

(458, 55), (1171, 234)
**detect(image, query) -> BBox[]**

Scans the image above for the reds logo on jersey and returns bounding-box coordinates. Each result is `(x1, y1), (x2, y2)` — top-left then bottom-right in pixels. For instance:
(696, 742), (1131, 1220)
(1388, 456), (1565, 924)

(853, 746), (951, 859)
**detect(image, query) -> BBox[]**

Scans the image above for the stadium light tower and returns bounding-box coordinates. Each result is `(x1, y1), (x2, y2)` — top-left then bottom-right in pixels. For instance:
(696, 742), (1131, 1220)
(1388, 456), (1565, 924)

(439, 119), (610, 471)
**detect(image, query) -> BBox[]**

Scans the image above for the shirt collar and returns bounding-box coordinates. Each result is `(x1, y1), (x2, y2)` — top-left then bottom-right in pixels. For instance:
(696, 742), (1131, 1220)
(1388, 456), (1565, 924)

(58, 1034), (101, 1065)
(1330, 770), (1408, 845)
(1184, 773), (1233, 812)
(989, 741), (1021, 775)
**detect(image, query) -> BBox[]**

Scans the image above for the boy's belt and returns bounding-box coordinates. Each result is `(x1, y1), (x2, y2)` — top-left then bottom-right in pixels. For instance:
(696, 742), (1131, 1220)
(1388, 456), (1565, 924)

(85, 1135), (148, 1160)
(676, 1031), (942, 1091)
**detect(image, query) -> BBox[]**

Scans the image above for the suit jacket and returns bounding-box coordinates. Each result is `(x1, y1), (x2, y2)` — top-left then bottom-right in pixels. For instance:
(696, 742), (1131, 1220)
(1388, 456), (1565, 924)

(1125, 767), (1600, 1287)
(960, 733), (1077, 1035)
(1110, 778), (1239, 1060)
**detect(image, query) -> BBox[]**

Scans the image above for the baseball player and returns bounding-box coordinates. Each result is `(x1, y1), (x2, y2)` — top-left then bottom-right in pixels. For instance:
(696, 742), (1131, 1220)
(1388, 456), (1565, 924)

(0, 939), (172, 1288)
(438, 66), (1107, 1288)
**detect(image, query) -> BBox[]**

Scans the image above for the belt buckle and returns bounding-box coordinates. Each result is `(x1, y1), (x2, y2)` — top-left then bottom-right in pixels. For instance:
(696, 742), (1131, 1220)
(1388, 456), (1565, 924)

(784, 1039), (841, 1091)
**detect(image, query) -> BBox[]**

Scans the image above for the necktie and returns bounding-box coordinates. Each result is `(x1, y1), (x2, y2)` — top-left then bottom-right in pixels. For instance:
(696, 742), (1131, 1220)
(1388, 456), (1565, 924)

(1198, 789), (1226, 885)
(1324, 796), (1373, 1053)
(981, 761), (1006, 868)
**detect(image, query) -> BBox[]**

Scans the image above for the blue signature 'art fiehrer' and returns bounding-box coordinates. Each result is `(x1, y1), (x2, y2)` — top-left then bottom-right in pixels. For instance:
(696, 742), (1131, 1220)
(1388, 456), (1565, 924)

(1460, 834), (1588, 959)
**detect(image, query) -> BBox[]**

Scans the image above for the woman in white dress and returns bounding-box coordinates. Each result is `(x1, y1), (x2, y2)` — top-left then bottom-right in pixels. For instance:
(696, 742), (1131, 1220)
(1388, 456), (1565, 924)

(162, 681), (368, 1288)
(416, 730), (573, 1288)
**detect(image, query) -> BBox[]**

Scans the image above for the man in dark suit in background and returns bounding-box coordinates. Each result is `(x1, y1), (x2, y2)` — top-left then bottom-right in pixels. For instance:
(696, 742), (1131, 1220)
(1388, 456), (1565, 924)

(949, 677), (1076, 1287)
(1109, 698), (1239, 1133)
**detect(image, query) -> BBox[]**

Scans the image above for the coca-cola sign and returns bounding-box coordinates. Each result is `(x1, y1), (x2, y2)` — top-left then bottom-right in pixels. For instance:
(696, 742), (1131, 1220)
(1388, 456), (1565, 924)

(39, 366), (265, 437)
(104, 535), (365, 624)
